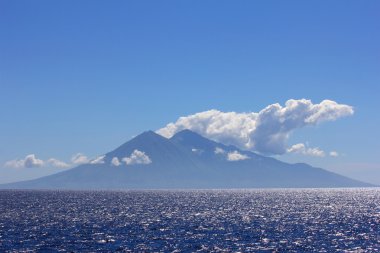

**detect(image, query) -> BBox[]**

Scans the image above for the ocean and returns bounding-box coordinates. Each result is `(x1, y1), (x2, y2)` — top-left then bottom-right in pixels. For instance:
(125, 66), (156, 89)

(0, 189), (379, 252)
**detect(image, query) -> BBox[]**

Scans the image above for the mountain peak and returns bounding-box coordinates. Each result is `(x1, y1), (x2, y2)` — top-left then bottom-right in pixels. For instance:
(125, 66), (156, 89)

(1, 127), (373, 189)
(134, 130), (165, 140)
(172, 129), (204, 139)
(170, 129), (221, 151)
(104, 130), (169, 159)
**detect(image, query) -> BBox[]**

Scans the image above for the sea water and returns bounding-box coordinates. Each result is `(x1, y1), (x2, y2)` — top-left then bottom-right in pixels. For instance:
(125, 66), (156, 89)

(0, 189), (379, 252)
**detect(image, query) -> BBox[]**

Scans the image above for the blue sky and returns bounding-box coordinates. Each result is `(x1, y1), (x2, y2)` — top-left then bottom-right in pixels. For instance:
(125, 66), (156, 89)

(1, 0), (379, 184)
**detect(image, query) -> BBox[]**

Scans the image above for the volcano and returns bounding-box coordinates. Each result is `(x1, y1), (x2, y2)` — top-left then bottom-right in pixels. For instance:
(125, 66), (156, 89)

(0, 130), (372, 189)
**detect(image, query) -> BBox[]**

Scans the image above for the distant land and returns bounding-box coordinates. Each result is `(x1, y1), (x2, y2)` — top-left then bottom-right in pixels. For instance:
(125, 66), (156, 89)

(0, 130), (374, 189)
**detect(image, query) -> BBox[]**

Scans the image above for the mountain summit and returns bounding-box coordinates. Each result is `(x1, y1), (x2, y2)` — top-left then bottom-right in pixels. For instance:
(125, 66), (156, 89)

(0, 130), (372, 189)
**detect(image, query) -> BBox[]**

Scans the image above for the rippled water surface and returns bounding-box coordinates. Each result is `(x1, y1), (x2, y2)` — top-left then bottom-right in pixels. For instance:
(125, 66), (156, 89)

(0, 189), (379, 252)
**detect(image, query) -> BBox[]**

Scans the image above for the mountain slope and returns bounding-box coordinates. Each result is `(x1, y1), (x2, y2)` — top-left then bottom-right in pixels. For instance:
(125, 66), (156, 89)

(0, 130), (373, 189)
(169, 130), (373, 188)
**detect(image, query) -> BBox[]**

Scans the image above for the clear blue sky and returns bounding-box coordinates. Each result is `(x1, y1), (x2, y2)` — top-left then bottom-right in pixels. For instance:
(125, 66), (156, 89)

(1, 0), (379, 184)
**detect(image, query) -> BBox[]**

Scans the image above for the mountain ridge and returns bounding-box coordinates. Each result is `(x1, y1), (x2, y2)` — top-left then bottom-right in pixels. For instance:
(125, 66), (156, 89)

(0, 129), (374, 189)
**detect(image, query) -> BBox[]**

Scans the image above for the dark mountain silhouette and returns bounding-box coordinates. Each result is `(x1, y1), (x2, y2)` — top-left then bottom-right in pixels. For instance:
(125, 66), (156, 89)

(0, 130), (373, 189)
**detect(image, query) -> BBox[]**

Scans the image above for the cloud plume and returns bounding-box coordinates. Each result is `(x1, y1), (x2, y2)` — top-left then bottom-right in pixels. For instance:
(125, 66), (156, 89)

(157, 99), (353, 155)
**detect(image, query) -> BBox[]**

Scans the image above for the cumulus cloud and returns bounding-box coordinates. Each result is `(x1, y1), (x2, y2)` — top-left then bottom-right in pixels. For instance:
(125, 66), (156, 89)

(329, 151), (339, 157)
(4, 152), (96, 169)
(227, 151), (250, 161)
(122, 150), (152, 165)
(4, 159), (25, 169)
(111, 157), (121, 166)
(46, 158), (70, 168)
(287, 143), (325, 157)
(24, 155), (44, 168)
(71, 153), (89, 165)
(4, 154), (44, 169)
(157, 99), (353, 155)
(214, 147), (226, 154)
(4, 154), (69, 169)
(90, 155), (105, 164)
(214, 147), (249, 161)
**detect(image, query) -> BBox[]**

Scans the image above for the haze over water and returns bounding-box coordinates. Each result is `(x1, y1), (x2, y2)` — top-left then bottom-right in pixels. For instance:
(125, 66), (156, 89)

(1, 188), (379, 252)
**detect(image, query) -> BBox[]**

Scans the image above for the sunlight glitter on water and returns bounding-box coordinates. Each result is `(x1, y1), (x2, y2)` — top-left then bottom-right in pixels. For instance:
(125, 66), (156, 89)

(0, 188), (379, 252)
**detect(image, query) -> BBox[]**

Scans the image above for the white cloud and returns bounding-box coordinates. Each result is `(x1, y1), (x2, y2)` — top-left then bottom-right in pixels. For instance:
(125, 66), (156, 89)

(4, 159), (25, 169)
(24, 154), (44, 168)
(329, 151), (339, 157)
(5, 155), (71, 169)
(111, 157), (121, 166)
(191, 148), (204, 154)
(214, 147), (226, 154)
(46, 158), (70, 168)
(71, 153), (89, 165)
(287, 143), (307, 154)
(215, 147), (249, 161)
(157, 99), (353, 155)
(122, 150), (152, 165)
(90, 155), (105, 164)
(227, 151), (250, 161)
(287, 143), (326, 157)
(4, 154), (44, 169)
(4, 152), (107, 169)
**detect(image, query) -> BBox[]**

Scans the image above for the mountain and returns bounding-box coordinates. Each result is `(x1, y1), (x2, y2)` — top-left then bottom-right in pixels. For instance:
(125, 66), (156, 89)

(0, 130), (373, 189)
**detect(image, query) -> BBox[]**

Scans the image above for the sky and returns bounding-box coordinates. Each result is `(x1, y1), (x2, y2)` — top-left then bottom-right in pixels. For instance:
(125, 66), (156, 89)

(0, 0), (379, 184)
